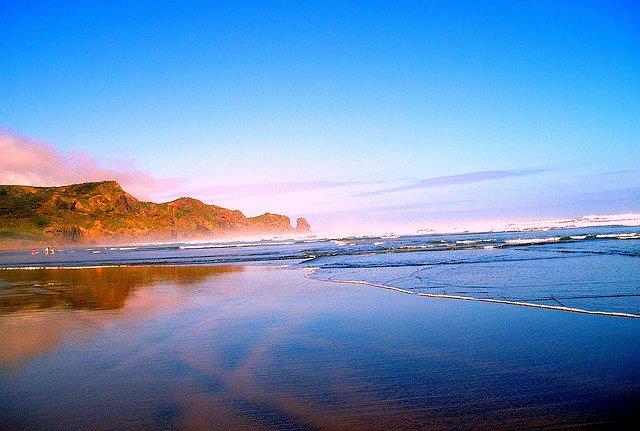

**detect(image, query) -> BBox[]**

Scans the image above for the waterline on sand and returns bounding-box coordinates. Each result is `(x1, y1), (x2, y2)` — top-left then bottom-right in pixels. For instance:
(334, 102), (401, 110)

(304, 268), (640, 319)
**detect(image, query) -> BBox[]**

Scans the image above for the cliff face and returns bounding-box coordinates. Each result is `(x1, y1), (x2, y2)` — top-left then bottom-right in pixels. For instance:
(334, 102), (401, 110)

(0, 181), (310, 245)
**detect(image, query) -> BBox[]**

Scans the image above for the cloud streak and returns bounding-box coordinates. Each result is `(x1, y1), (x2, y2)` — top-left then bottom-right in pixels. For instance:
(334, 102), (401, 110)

(0, 130), (361, 208)
(183, 180), (360, 200)
(0, 131), (182, 200)
(354, 169), (545, 197)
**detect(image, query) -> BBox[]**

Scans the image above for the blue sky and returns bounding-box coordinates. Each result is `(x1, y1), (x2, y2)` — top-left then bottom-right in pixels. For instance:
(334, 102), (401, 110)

(1, 1), (639, 232)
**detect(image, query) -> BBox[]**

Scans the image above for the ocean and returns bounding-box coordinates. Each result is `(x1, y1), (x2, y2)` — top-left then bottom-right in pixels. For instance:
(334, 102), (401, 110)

(1, 226), (639, 429)
(2, 225), (639, 316)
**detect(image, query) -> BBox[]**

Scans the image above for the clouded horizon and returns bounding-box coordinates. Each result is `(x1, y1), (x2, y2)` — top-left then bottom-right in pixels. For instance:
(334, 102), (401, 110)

(1, 2), (639, 233)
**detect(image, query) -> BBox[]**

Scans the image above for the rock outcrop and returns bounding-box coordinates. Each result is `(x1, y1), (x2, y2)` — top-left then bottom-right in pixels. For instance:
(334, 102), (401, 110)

(295, 217), (311, 233)
(0, 181), (311, 245)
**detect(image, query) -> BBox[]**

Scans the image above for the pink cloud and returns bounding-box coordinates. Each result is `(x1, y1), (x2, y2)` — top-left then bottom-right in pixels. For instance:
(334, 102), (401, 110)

(0, 131), (182, 200)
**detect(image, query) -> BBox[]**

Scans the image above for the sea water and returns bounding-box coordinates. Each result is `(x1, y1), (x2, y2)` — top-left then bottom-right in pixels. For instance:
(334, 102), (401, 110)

(2, 225), (639, 316)
(1, 228), (640, 429)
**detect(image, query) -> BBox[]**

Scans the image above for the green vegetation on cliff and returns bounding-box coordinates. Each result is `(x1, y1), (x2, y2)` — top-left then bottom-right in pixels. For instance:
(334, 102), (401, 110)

(0, 181), (310, 245)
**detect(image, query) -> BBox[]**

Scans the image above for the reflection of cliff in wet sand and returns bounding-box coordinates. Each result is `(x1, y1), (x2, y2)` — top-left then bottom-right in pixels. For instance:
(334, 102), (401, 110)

(0, 265), (243, 313)
(2, 266), (638, 429)
(0, 265), (244, 366)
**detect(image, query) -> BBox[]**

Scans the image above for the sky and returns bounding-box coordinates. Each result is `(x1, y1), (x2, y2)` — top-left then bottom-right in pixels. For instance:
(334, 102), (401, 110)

(1, 1), (639, 234)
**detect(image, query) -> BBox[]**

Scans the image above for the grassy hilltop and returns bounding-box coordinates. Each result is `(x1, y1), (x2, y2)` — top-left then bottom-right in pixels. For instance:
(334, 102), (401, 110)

(0, 181), (310, 247)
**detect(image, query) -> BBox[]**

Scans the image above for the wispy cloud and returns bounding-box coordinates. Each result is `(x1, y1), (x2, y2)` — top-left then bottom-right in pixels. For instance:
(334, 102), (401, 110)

(354, 169), (545, 197)
(0, 131), (182, 200)
(0, 130), (361, 207)
(182, 180), (360, 200)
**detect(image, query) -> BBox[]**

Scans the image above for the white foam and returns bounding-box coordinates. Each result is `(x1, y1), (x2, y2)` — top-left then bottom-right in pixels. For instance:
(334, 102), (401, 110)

(178, 241), (294, 250)
(504, 237), (561, 246)
(415, 293), (640, 318)
(179, 244), (232, 250)
(500, 213), (640, 232)
(455, 239), (495, 245)
(309, 272), (639, 319)
(398, 245), (435, 250)
(596, 233), (640, 240)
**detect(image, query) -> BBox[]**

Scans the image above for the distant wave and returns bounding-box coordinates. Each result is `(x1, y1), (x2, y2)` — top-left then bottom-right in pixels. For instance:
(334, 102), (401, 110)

(398, 245), (445, 250)
(596, 233), (640, 240)
(456, 239), (495, 245)
(504, 237), (562, 246)
(2, 227), (639, 270)
(178, 241), (294, 250)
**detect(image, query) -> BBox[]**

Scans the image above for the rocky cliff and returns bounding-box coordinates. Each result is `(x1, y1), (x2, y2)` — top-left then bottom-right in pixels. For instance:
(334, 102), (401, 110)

(0, 181), (310, 245)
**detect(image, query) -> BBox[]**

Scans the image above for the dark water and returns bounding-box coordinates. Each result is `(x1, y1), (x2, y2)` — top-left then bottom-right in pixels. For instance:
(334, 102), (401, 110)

(1, 266), (639, 430)
(1, 226), (640, 429)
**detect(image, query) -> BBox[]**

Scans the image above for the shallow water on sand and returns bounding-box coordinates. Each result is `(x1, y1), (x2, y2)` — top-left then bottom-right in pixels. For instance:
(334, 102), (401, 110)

(1, 266), (639, 429)
(2, 226), (640, 316)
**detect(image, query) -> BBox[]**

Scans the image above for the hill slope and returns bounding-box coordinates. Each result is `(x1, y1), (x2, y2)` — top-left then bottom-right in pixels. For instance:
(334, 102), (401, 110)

(0, 181), (310, 245)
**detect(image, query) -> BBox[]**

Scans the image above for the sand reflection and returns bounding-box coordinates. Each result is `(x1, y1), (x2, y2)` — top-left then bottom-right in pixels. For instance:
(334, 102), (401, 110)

(0, 265), (243, 366)
(1, 266), (637, 430)
(0, 265), (243, 313)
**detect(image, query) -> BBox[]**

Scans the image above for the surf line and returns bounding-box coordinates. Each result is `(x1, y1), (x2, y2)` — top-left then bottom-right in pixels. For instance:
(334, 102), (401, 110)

(303, 269), (640, 319)
(0, 263), (223, 271)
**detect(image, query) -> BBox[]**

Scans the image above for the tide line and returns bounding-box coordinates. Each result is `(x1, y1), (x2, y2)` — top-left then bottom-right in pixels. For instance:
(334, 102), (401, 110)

(305, 270), (640, 319)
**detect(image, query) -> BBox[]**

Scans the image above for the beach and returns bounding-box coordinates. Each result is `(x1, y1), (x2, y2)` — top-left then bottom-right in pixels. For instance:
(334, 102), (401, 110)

(3, 1), (639, 428)
(1, 264), (639, 430)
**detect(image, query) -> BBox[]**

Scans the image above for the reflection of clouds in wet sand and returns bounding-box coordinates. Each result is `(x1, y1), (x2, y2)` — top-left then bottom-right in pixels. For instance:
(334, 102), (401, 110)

(0, 264), (563, 429)
(2, 266), (637, 429)
(0, 312), (92, 366)
(0, 265), (243, 366)
(159, 271), (421, 430)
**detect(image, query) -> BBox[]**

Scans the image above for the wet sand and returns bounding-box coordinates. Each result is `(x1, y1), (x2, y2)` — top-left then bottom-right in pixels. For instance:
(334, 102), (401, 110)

(1, 265), (639, 430)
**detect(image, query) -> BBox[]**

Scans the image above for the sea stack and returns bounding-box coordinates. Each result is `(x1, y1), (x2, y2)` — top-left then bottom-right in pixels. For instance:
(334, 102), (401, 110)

(295, 217), (311, 233)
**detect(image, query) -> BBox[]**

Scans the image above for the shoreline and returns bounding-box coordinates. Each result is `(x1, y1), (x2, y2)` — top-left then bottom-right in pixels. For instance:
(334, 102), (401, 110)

(2, 262), (637, 319)
(303, 267), (640, 319)
(2, 264), (639, 430)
